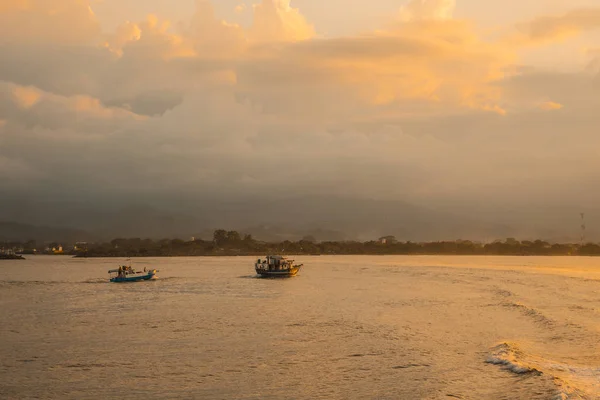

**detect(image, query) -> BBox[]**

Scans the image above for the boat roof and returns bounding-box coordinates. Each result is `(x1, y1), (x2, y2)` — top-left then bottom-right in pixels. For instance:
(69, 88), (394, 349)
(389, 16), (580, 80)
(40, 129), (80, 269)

(267, 255), (287, 260)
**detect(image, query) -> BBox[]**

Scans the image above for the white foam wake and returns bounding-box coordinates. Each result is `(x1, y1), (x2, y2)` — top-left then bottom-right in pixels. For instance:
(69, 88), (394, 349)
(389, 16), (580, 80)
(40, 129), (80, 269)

(486, 342), (599, 400)
(486, 342), (541, 375)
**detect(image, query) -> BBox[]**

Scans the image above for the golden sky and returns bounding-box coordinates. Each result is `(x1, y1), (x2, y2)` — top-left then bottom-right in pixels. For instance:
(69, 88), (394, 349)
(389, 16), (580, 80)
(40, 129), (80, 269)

(1, 0), (600, 208)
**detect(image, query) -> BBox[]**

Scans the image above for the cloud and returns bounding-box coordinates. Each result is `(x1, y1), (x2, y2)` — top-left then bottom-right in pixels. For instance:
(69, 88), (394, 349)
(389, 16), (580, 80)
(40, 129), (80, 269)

(585, 47), (600, 72)
(12, 86), (42, 109)
(235, 4), (246, 14)
(513, 8), (600, 45)
(1, 0), (600, 215)
(0, 1), (30, 13)
(399, 0), (456, 22)
(117, 15), (195, 60)
(250, 0), (315, 42)
(188, 0), (246, 58)
(0, 0), (101, 45)
(237, 19), (512, 115)
(539, 101), (563, 111)
(103, 21), (141, 56)
(0, 81), (144, 133)
(0, 154), (38, 183)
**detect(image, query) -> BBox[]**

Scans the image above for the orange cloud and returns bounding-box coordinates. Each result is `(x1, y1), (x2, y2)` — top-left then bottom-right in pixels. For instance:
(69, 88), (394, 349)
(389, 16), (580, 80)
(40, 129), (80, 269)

(1, 0), (595, 122)
(251, 18), (514, 115)
(250, 0), (314, 42)
(111, 15), (196, 60)
(12, 86), (42, 109)
(528, 8), (600, 41)
(235, 4), (246, 14)
(1, 82), (146, 133)
(481, 105), (507, 116)
(0, 0), (31, 13)
(539, 101), (563, 111)
(510, 8), (600, 46)
(0, 0), (101, 44)
(104, 21), (142, 56)
(399, 0), (456, 22)
(65, 94), (147, 120)
(189, 0), (246, 58)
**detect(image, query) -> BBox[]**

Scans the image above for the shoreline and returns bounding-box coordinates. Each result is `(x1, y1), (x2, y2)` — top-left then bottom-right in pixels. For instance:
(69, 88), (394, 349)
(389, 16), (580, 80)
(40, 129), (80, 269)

(0, 254), (25, 260)
(8, 232), (600, 258)
(72, 253), (593, 258)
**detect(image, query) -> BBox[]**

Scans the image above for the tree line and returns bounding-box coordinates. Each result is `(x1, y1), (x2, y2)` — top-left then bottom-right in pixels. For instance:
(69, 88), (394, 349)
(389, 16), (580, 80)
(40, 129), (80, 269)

(58, 231), (600, 257)
(6, 231), (600, 257)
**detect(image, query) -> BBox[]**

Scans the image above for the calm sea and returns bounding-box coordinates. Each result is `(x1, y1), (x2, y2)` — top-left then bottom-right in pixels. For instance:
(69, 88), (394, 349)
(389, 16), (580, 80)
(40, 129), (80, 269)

(1, 255), (599, 399)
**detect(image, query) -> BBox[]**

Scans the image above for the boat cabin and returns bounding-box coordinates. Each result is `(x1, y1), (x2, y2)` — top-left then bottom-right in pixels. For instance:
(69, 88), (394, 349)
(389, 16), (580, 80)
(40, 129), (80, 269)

(254, 255), (303, 277)
(256, 255), (293, 271)
(108, 265), (141, 279)
(108, 265), (157, 282)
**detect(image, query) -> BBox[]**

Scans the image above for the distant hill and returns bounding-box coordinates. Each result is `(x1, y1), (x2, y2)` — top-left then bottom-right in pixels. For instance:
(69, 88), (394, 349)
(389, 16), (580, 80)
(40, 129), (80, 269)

(238, 225), (348, 242)
(0, 194), (584, 242)
(183, 196), (514, 242)
(92, 204), (205, 240)
(0, 221), (92, 243)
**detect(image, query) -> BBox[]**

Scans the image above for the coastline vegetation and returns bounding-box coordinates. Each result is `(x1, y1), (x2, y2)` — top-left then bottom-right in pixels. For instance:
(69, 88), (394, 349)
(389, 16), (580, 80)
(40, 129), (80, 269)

(69, 231), (600, 257)
(5, 230), (600, 258)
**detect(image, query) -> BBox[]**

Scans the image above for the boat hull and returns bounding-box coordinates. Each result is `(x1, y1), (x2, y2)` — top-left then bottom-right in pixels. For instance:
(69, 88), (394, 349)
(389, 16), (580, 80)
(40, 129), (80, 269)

(255, 266), (301, 278)
(110, 271), (157, 283)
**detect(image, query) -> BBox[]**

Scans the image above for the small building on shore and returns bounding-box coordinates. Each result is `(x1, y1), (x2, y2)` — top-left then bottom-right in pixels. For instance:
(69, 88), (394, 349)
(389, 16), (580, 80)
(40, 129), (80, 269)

(378, 236), (398, 244)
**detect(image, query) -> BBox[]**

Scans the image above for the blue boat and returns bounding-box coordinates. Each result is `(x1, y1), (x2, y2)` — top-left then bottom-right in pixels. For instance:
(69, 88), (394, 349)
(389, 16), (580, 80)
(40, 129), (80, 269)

(109, 265), (159, 283)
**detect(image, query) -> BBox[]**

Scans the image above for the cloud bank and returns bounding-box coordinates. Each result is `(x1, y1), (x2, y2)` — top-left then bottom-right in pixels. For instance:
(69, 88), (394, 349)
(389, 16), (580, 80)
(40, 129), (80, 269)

(0, 0), (599, 215)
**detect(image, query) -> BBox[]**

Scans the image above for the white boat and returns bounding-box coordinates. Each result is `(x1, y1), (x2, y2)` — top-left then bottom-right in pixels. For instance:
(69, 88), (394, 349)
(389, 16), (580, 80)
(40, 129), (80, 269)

(255, 255), (303, 277)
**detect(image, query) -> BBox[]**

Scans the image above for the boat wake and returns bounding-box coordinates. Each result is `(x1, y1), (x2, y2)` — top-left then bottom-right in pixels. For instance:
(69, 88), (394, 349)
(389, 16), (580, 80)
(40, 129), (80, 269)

(0, 278), (164, 286)
(486, 342), (542, 375)
(0, 279), (105, 286)
(150, 276), (183, 282)
(502, 301), (555, 327)
(82, 278), (110, 284)
(486, 342), (599, 400)
(237, 275), (262, 279)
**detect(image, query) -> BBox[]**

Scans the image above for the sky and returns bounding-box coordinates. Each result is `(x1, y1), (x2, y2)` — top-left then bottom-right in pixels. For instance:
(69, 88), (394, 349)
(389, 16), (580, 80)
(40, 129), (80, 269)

(1, 0), (600, 227)
(90, 1), (600, 36)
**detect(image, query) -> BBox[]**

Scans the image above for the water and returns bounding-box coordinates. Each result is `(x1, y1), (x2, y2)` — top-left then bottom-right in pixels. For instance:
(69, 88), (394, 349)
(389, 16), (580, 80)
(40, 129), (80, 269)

(1, 255), (599, 399)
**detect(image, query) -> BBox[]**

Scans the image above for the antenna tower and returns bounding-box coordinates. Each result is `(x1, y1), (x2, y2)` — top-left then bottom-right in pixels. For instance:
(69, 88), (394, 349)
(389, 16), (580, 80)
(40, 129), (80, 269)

(580, 213), (586, 245)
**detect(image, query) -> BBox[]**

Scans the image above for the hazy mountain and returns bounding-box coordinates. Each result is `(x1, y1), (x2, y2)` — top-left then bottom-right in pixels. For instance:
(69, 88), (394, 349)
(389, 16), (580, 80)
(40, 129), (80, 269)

(188, 195), (515, 242)
(0, 221), (92, 243)
(0, 194), (522, 242)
